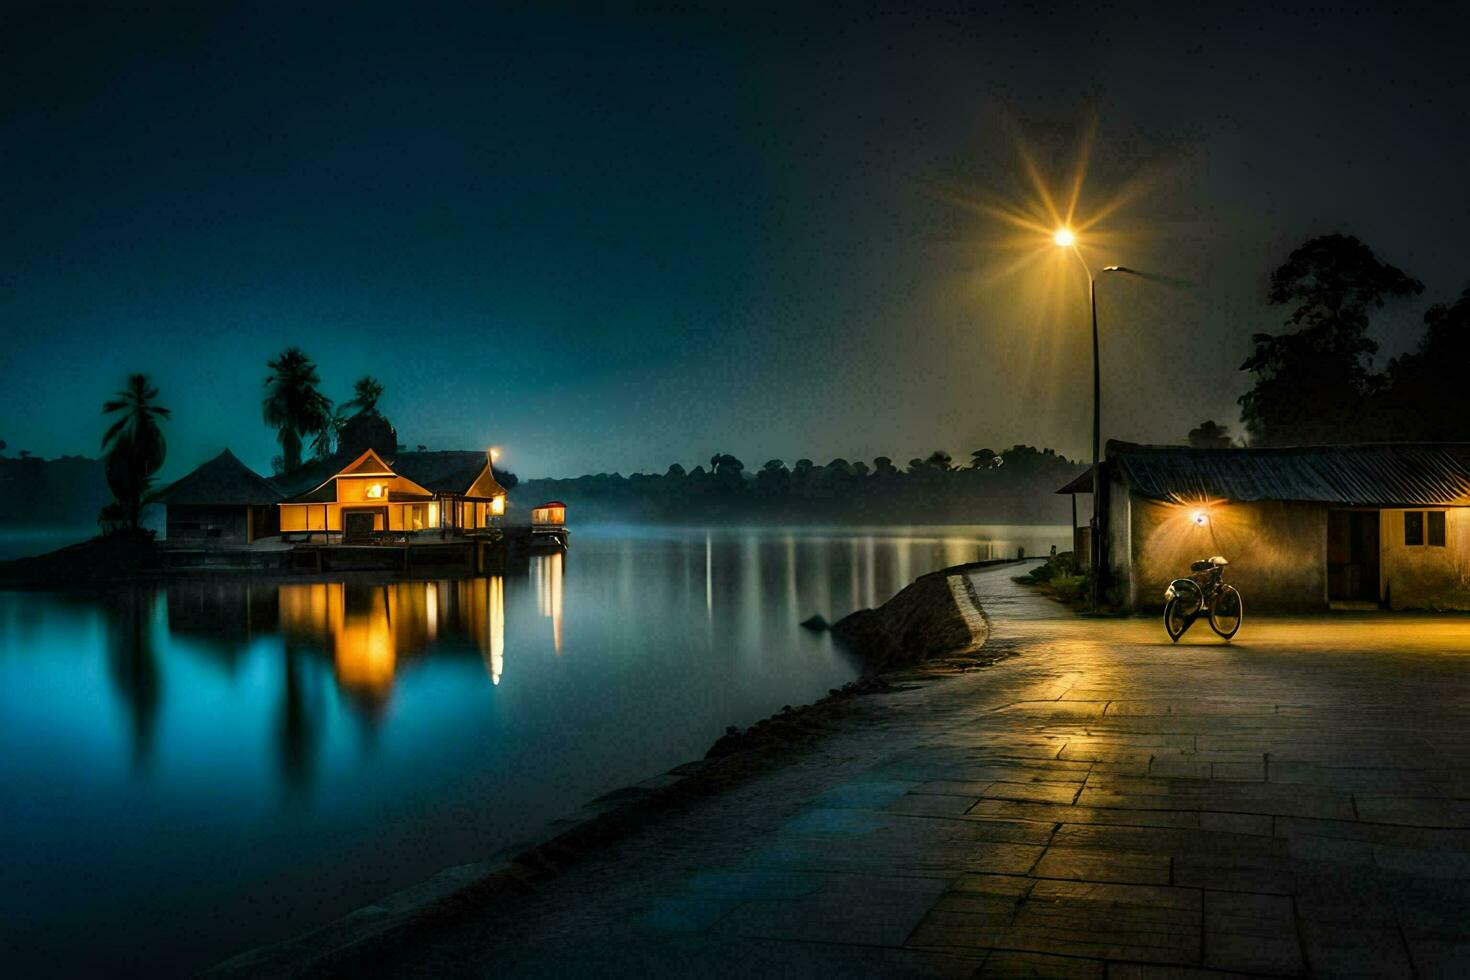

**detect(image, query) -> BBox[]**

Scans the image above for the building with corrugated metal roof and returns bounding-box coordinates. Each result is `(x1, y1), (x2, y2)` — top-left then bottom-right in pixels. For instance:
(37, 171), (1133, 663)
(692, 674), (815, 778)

(1059, 442), (1470, 611)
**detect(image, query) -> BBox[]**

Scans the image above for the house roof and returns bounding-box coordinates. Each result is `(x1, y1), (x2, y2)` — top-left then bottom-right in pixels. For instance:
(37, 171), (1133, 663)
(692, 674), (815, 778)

(392, 451), (504, 496)
(1095, 442), (1470, 507)
(1055, 470), (1095, 495)
(153, 450), (283, 506)
(268, 455), (344, 498)
(274, 449), (506, 503)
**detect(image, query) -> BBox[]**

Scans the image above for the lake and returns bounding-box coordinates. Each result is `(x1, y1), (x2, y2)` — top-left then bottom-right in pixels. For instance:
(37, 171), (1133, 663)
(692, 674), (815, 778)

(0, 524), (1067, 975)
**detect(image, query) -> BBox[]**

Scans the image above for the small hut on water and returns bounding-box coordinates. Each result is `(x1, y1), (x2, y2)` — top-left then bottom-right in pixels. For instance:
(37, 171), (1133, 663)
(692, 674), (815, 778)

(154, 449), (283, 545)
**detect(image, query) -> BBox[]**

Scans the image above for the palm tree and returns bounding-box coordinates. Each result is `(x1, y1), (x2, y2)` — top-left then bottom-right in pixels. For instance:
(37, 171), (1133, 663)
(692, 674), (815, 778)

(263, 348), (332, 472)
(101, 374), (170, 530)
(345, 375), (384, 415)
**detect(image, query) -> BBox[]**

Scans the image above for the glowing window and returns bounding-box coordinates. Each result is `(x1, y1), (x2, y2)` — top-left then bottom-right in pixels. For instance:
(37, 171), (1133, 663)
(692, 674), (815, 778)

(365, 483), (384, 499)
(491, 496), (505, 516)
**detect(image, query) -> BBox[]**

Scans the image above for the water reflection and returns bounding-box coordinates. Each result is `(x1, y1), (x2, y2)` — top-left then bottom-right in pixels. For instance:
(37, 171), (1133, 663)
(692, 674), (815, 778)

(103, 588), (162, 769)
(275, 579), (508, 708)
(532, 552), (564, 652)
(0, 524), (1067, 976)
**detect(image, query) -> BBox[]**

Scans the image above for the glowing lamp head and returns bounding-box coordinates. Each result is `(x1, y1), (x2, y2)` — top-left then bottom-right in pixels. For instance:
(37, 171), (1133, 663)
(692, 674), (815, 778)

(1192, 510), (1209, 527)
(1052, 227), (1076, 248)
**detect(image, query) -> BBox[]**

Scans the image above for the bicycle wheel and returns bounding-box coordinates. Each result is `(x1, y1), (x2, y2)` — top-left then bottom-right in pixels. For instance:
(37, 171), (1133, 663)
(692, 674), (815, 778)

(1209, 585), (1243, 639)
(1163, 597), (1194, 642)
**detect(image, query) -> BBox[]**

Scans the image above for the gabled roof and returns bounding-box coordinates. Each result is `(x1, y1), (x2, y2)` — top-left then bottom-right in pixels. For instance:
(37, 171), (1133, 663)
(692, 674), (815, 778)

(274, 448), (507, 503)
(1098, 441), (1470, 507)
(392, 451), (504, 496)
(153, 450), (283, 506)
(337, 448), (395, 477)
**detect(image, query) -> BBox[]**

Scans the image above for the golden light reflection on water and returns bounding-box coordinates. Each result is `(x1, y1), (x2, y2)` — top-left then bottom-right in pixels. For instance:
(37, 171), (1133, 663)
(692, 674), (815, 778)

(278, 577), (509, 703)
(532, 553), (564, 654)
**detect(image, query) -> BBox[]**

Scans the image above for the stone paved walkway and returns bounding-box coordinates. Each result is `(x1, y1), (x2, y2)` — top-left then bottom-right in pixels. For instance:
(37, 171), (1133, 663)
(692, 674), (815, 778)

(355, 568), (1470, 979)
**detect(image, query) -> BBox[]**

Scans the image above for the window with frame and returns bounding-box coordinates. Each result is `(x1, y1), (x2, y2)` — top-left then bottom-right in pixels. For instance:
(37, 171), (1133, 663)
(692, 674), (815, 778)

(1405, 511), (1447, 547)
(1404, 511), (1424, 546)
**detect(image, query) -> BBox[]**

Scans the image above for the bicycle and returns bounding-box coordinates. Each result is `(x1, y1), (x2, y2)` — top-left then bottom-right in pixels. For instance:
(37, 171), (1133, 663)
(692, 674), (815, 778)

(1163, 556), (1243, 641)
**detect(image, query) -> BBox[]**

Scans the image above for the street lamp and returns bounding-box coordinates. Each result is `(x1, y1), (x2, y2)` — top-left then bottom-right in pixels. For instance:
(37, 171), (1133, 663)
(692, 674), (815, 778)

(1054, 229), (1138, 610)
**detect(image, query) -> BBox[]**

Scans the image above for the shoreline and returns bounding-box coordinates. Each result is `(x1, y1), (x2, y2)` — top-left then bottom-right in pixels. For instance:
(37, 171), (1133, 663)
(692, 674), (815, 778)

(205, 558), (1023, 978)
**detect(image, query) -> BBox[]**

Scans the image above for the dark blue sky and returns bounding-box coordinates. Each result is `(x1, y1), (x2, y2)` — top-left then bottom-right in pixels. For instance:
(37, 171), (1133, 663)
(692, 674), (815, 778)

(4, 2), (1468, 478)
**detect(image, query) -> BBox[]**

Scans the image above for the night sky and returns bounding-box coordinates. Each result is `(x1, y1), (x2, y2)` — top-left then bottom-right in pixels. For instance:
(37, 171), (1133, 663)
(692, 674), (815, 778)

(4, 2), (1468, 479)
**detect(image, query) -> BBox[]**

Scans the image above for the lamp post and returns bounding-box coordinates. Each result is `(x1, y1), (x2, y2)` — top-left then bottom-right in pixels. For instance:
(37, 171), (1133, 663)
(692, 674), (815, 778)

(1053, 227), (1137, 610)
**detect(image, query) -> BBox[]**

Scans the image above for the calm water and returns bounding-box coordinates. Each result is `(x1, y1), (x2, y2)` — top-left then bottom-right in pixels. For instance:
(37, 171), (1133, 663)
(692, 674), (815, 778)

(0, 524), (1066, 975)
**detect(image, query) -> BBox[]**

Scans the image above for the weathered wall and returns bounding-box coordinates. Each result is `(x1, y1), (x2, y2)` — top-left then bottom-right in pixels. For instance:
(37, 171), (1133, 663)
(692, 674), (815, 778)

(1380, 508), (1470, 610)
(1125, 495), (1328, 612)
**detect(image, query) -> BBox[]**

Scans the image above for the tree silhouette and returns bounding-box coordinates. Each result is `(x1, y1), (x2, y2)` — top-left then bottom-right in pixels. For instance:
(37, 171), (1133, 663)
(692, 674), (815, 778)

(101, 373), (170, 530)
(1375, 287), (1470, 441)
(1239, 235), (1422, 445)
(263, 347), (332, 472)
(1187, 420), (1235, 449)
(345, 375), (385, 415)
(970, 449), (999, 470)
(916, 450), (954, 472)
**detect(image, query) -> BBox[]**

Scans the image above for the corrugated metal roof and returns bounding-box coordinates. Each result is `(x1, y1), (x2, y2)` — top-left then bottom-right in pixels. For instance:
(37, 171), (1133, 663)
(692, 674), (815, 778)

(153, 450), (283, 506)
(1103, 442), (1470, 506)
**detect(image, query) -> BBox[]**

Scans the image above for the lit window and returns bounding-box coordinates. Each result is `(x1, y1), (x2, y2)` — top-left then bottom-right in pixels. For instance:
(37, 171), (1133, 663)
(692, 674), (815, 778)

(1428, 511), (1446, 547)
(1405, 511), (1424, 546)
(491, 496), (505, 516)
(365, 483), (384, 499)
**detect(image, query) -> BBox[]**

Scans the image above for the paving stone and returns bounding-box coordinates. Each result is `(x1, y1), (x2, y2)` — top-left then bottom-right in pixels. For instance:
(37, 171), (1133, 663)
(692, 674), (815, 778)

(811, 780), (917, 809)
(888, 792), (983, 817)
(966, 798), (1200, 830)
(1299, 923), (1415, 978)
(1202, 891), (1301, 975)
(1051, 823), (1274, 860)
(1199, 811), (1272, 837)
(1032, 846), (1172, 885)
(1354, 796), (1470, 828)
(1372, 844), (1470, 879)
(1150, 760), (1213, 780)
(1210, 761), (1264, 782)
(1286, 833), (1376, 866)
(776, 807), (890, 837)
(683, 870), (826, 901)
(978, 949), (1107, 977)
(714, 873), (951, 947)
(983, 780), (1083, 804)
(1407, 939), (1470, 978)
(635, 893), (741, 933)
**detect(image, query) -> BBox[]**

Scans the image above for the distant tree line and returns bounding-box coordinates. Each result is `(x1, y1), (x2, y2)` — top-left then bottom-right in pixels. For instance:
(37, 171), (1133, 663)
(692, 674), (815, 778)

(1188, 233), (1468, 447)
(512, 445), (1085, 525)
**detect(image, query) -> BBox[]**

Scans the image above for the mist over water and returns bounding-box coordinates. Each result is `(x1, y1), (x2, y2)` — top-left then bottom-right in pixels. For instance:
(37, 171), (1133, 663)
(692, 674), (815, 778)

(0, 523), (1066, 975)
